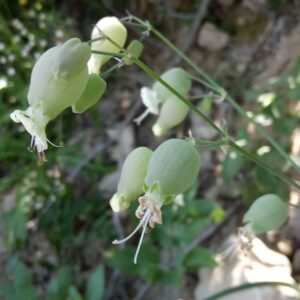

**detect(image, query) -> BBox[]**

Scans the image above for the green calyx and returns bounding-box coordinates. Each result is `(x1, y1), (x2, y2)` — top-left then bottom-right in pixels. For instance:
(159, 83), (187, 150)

(145, 139), (201, 196)
(152, 95), (189, 136)
(27, 38), (91, 119)
(110, 147), (153, 212)
(54, 38), (91, 79)
(243, 194), (288, 234)
(72, 74), (107, 113)
(10, 38), (94, 158)
(136, 67), (192, 127)
(152, 68), (191, 102)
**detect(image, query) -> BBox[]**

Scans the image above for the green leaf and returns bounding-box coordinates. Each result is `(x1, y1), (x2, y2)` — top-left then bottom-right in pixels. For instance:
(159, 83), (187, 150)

(3, 206), (27, 250)
(85, 264), (105, 300)
(222, 150), (245, 182)
(46, 266), (72, 300)
(68, 286), (83, 300)
(0, 257), (38, 300)
(184, 247), (217, 271)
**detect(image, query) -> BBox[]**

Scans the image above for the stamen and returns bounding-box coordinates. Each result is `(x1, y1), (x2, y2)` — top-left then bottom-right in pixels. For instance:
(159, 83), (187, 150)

(112, 209), (151, 244)
(134, 109), (151, 125)
(46, 138), (64, 148)
(28, 136), (35, 152)
(37, 151), (47, 166)
(134, 210), (152, 264)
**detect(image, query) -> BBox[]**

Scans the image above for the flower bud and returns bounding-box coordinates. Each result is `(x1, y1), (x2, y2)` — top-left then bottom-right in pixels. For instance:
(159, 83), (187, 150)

(110, 147), (153, 212)
(243, 194), (288, 234)
(145, 139), (201, 196)
(72, 74), (107, 113)
(124, 40), (144, 65)
(88, 16), (127, 73)
(152, 95), (189, 136)
(152, 68), (191, 102)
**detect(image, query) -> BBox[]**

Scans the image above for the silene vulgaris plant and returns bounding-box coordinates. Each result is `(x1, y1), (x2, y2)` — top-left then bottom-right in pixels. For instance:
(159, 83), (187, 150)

(111, 138), (201, 263)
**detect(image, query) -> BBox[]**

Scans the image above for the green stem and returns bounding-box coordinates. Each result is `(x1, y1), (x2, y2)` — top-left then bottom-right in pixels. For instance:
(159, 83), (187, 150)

(93, 23), (300, 190)
(131, 57), (300, 189)
(130, 17), (300, 173)
(194, 138), (226, 147)
(203, 281), (300, 300)
(91, 50), (125, 57)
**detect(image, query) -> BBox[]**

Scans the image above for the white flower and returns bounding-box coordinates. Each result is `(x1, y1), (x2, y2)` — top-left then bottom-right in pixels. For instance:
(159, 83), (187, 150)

(10, 104), (50, 159)
(55, 30), (64, 38)
(13, 36), (21, 43)
(7, 68), (15, 76)
(0, 43), (4, 51)
(12, 19), (22, 29)
(0, 56), (7, 64)
(0, 77), (8, 90)
(8, 54), (16, 62)
(39, 39), (47, 48)
(134, 87), (160, 125)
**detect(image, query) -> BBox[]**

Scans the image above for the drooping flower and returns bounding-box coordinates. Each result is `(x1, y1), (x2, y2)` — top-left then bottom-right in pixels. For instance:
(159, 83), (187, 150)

(134, 68), (192, 135)
(110, 147), (153, 212)
(10, 38), (93, 162)
(243, 194), (288, 235)
(112, 138), (201, 263)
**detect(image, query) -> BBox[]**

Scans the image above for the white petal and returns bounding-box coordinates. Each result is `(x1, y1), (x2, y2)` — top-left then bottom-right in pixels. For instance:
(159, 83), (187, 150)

(140, 87), (160, 115)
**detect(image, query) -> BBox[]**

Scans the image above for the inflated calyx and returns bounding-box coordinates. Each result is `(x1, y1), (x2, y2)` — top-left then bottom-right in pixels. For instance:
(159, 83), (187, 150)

(113, 138), (201, 264)
(10, 38), (106, 162)
(134, 68), (191, 136)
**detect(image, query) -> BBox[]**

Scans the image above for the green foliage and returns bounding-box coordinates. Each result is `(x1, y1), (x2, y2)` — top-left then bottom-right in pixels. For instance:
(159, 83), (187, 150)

(85, 264), (105, 300)
(47, 266), (72, 300)
(1, 2), (299, 299)
(184, 247), (217, 271)
(0, 257), (38, 300)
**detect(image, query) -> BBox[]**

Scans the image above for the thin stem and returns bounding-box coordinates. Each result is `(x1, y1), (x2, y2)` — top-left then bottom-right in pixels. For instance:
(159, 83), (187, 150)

(132, 57), (300, 189)
(95, 22), (300, 190)
(203, 281), (300, 300)
(130, 17), (300, 173)
(91, 50), (125, 57)
(194, 138), (226, 147)
(101, 62), (123, 78)
(289, 203), (300, 209)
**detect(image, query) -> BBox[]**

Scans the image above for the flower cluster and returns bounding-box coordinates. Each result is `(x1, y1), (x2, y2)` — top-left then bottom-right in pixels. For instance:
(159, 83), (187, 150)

(111, 138), (201, 263)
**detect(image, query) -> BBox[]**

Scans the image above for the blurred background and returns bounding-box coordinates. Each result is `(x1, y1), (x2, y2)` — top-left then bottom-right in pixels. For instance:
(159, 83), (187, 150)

(0, 0), (300, 299)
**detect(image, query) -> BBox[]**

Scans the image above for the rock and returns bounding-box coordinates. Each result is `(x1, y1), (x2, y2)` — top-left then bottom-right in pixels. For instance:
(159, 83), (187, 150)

(243, 0), (267, 12)
(292, 249), (300, 274)
(98, 170), (121, 196)
(198, 23), (230, 51)
(217, 0), (235, 7)
(194, 236), (298, 300)
(190, 103), (217, 140)
(255, 23), (300, 85)
(107, 126), (135, 162)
